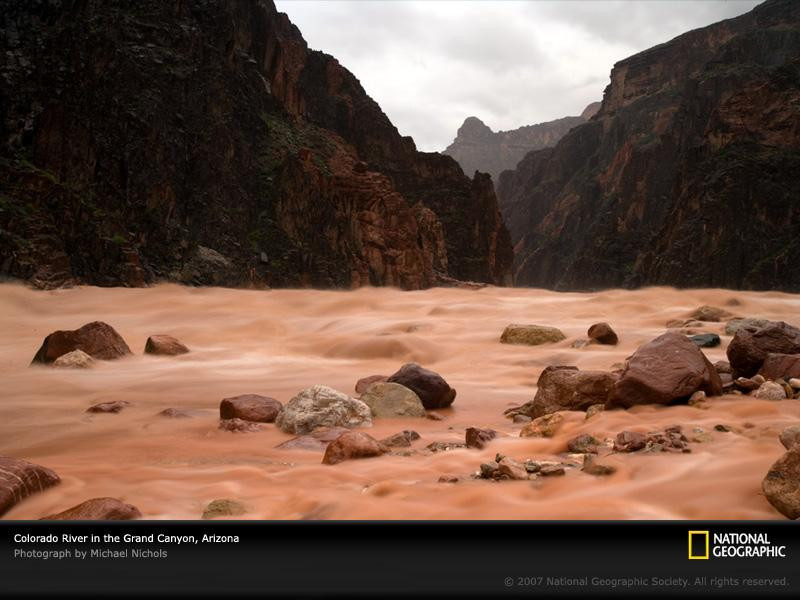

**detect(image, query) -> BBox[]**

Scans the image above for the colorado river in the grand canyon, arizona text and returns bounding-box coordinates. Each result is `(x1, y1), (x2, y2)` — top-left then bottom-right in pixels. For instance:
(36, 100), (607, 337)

(1, 283), (799, 520)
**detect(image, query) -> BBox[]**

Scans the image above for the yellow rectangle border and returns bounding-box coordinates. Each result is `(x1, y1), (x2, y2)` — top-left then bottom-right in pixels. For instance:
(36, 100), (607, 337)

(688, 530), (709, 560)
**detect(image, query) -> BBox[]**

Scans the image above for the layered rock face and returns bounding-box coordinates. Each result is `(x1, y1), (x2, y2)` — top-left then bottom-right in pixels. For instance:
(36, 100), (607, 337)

(0, 0), (512, 290)
(443, 102), (599, 182)
(497, 0), (800, 290)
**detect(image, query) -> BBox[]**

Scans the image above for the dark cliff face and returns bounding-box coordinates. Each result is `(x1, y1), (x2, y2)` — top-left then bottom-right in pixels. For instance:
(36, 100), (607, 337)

(497, 0), (800, 291)
(0, 0), (513, 289)
(443, 108), (595, 182)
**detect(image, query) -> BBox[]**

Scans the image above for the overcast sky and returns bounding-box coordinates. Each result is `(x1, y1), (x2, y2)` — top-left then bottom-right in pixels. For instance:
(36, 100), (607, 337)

(275, 0), (762, 151)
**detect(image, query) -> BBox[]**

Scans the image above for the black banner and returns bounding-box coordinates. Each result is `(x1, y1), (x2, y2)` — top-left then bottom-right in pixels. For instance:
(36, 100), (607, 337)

(1, 521), (798, 597)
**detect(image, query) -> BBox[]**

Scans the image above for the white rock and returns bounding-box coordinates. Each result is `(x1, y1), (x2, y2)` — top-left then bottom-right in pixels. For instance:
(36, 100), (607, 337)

(52, 350), (95, 369)
(276, 385), (372, 434)
(753, 381), (786, 401)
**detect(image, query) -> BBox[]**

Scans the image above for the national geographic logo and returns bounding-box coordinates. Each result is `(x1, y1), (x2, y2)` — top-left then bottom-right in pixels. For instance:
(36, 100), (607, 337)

(689, 531), (787, 559)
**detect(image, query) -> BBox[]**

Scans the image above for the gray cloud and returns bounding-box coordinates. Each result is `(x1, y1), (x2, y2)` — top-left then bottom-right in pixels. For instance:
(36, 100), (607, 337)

(275, 0), (762, 151)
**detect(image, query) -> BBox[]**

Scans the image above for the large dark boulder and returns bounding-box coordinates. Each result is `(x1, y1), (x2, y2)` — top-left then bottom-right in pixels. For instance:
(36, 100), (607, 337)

(31, 321), (132, 364)
(609, 332), (722, 408)
(0, 457), (60, 517)
(387, 363), (456, 409)
(727, 321), (800, 378)
(509, 366), (618, 418)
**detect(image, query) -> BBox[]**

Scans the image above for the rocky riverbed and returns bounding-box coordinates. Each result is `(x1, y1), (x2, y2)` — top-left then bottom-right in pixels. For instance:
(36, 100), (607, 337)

(1, 283), (799, 520)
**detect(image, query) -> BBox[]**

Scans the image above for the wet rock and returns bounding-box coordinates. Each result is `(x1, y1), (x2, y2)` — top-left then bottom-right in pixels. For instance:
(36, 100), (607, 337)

(86, 400), (130, 414)
(613, 431), (646, 452)
(762, 447), (800, 519)
(497, 457), (529, 480)
(465, 427), (497, 449)
(158, 408), (192, 418)
(519, 413), (564, 438)
(219, 418), (263, 433)
(31, 321), (132, 364)
(387, 363), (456, 409)
(688, 390), (707, 406)
(713, 360), (732, 374)
(275, 385), (372, 434)
(567, 434), (599, 454)
(322, 431), (388, 465)
(355, 375), (388, 395)
(571, 338), (590, 349)
(753, 381), (787, 401)
(426, 441), (466, 452)
(666, 319), (704, 329)
(426, 411), (445, 421)
(790, 379), (800, 390)
(359, 382), (426, 418)
(646, 428), (691, 451)
(144, 334), (189, 356)
(513, 414), (532, 424)
(202, 499), (246, 519)
(759, 354), (800, 381)
(506, 366), (618, 418)
(582, 455), (616, 476)
(539, 464), (566, 477)
(0, 457), (60, 517)
(725, 318), (770, 336)
(734, 377), (760, 392)
(220, 394), (282, 423)
(380, 430), (421, 448)
(500, 324), (566, 346)
(714, 424), (731, 432)
(41, 498), (141, 520)
(727, 321), (800, 378)
(275, 427), (351, 451)
(587, 322), (618, 345)
(608, 332), (722, 408)
(780, 426), (800, 450)
(438, 475), (459, 483)
(52, 350), (95, 369)
(585, 404), (605, 420)
(479, 461), (499, 478)
(690, 333), (720, 348)
(688, 305), (735, 322)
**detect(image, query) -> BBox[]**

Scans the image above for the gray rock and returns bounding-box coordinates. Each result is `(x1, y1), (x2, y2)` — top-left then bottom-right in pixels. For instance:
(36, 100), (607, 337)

(763, 447), (800, 519)
(780, 426), (800, 450)
(53, 349), (95, 369)
(753, 381), (787, 401)
(276, 385), (372, 434)
(202, 498), (246, 519)
(359, 382), (426, 418)
(725, 318), (770, 336)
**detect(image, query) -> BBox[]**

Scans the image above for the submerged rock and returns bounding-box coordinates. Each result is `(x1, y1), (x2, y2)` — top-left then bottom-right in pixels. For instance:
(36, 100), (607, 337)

(380, 430), (421, 448)
(158, 408), (193, 418)
(387, 363), (456, 409)
(31, 321), (132, 364)
(41, 497), (141, 520)
(202, 498), (246, 519)
(275, 427), (351, 451)
(276, 385), (372, 434)
(52, 349), (95, 369)
(465, 427), (497, 449)
(608, 332), (722, 408)
(567, 433), (599, 454)
(0, 456), (61, 517)
(727, 321), (800, 378)
(322, 431), (387, 465)
(500, 324), (566, 346)
(690, 333), (721, 348)
(220, 394), (282, 423)
(219, 418), (263, 433)
(582, 455), (617, 476)
(359, 382), (426, 418)
(688, 305), (735, 322)
(86, 400), (130, 414)
(144, 334), (189, 356)
(519, 413), (564, 438)
(763, 447), (800, 519)
(587, 322), (618, 345)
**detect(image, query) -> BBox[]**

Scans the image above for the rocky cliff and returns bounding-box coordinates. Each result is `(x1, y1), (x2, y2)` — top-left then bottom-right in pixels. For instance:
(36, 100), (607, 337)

(443, 103), (599, 182)
(497, 0), (800, 291)
(0, 0), (513, 289)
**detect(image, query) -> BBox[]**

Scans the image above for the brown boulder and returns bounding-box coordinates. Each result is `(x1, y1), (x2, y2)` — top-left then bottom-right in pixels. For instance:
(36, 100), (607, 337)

(465, 427), (497, 449)
(379, 430), (421, 448)
(41, 497), (141, 520)
(759, 354), (800, 381)
(31, 321), (132, 364)
(220, 394), (282, 423)
(587, 322), (618, 345)
(355, 375), (388, 394)
(608, 332), (722, 408)
(0, 457), (60, 517)
(508, 366), (618, 418)
(387, 362), (456, 409)
(144, 335), (189, 356)
(763, 447), (800, 519)
(613, 431), (647, 452)
(322, 431), (388, 465)
(727, 321), (800, 378)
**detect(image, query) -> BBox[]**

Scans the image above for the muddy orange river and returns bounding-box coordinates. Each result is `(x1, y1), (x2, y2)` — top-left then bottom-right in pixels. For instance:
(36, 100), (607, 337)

(1, 283), (799, 520)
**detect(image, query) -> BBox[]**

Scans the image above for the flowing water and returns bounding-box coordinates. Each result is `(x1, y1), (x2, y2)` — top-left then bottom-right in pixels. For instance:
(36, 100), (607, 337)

(1, 283), (799, 520)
